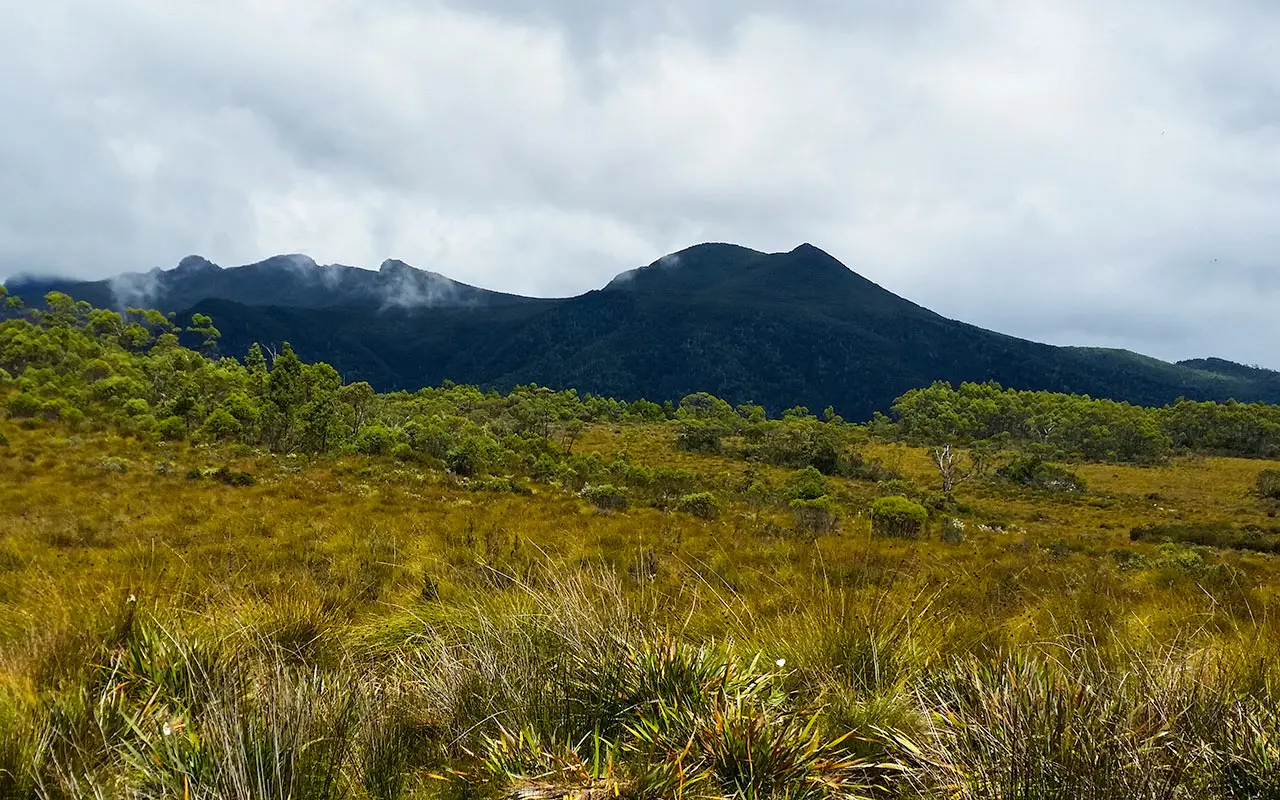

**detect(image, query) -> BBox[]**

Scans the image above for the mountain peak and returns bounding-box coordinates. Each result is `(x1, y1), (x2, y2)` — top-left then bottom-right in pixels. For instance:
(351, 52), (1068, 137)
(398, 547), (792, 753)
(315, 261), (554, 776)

(174, 255), (221, 273)
(379, 258), (416, 274)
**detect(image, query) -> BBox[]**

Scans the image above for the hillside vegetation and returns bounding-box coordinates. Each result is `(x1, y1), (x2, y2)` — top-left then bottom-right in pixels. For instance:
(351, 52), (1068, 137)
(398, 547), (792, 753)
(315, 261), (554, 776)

(2, 292), (1280, 798)
(9, 242), (1280, 417)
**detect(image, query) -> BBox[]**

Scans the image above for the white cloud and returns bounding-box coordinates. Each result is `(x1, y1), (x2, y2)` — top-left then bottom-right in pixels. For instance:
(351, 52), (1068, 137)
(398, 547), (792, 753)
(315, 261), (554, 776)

(1, 0), (1278, 365)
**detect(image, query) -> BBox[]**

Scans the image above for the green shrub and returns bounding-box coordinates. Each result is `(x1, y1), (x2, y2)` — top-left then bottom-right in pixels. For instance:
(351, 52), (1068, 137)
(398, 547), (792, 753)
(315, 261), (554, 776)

(583, 484), (628, 512)
(996, 455), (1087, 493)
(1131, 521), (1280, 555)
(1257, 469), (1280, 500)
(98, 456), (130, 474)
(875, 478), (916, 497)
(155, 415), (187, 441)
(355, 424), (397, 456)
(675, 421), (728, 454)
(790, 496), (840, 535)
(677, 492), (720, 520)
(870, 496), (928, 539)
(212, 466), (256, 487)
(446, 436), (493, 477)
(786, 466), (828, 501)
(5, 393), (41, 419)
(0, 430), (7, 447)
(197, 408), (243, 442)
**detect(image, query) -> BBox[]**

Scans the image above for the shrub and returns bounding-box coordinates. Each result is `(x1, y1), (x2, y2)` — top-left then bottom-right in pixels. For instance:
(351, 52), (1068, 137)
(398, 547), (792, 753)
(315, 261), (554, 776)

(995, 455), (1086, 493)
(790, 496), (840, 535)
(198, 408), (243, 442)
(840, 451), (901, 483)
(676, 392), (734, 421)
(0, 430), (7, 447)
(155, 415), (187, 441)
(1131, 521), (1280, 555)
(583, 484), (628, 512)
(875, 478), (916, 497)
(675, 421), (728, 454)
(5, 392), (41, 419)
(942, 517), (966, 544)
(1257, 469), (1280, 500)
(786, 466), (828, 501)
(446, 436), (493, 477)
(212, 466), (256, 487)
(677, 492), (720, 520)
(870, 496), (928, 539)
(355, 424), (396, 456)
(98, 456), (130, 474)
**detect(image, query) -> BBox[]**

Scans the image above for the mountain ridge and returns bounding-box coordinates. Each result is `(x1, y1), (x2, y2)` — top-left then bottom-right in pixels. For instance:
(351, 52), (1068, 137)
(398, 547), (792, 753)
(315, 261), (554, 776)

(2, 253), (537, 312)
(5, 243), (1276, 417)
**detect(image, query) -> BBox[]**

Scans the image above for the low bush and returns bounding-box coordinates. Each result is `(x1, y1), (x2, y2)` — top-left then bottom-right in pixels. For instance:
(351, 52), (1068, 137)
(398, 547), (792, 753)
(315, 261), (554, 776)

(583, 484), (628, 512)
(1131, 521), (1280, 555)
(211, 466), (256, 487)
(675, 421), (728, 454)
(790, 496), (840, 535)
(995, 455), (1086, 493)
(155, 415), (186, 441)
(871, 496), (928, 539)
(942, 517), (966, 544)
(676, 492), (720, 520)
(1257, 469), (1280, 500)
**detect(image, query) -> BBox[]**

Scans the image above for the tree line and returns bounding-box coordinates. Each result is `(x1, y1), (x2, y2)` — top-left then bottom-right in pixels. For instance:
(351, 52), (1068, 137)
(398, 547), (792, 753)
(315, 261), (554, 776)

(890, 380), (1280, 462)
(4, 292), (1280, 470)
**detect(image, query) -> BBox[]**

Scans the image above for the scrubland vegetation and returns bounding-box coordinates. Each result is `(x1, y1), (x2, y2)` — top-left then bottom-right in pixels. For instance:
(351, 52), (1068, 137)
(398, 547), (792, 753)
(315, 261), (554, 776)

(1, 291), (1280, 798)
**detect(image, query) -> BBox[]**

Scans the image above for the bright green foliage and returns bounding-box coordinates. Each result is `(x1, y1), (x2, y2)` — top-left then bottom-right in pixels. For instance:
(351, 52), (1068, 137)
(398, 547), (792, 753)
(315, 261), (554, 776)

(871, 496), (929, 539)
(197, 407), (242, 442)
(185, 312), (221, 353)
(676, 491), (720, 520)
(786, 466), (829, 501)
(790, 495), (841, 535)
(583, 484), (628, 512)
(892, 381), (1280, 462)
(677, 391), (735, 421)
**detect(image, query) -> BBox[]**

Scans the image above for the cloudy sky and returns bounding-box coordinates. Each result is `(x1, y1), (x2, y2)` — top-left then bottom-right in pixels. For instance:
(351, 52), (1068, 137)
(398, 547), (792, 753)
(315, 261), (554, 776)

(2, 1), (1278, 365)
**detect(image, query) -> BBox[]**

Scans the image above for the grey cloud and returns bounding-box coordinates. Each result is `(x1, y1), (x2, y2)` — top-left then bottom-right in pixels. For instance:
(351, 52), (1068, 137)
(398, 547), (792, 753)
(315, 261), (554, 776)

(1, 0), (1279, 366)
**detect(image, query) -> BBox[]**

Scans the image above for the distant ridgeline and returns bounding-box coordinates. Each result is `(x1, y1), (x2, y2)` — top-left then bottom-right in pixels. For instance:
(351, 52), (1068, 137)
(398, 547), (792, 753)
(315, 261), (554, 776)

(7, 243), (1280, 418)
(3, 290), (1280, 465)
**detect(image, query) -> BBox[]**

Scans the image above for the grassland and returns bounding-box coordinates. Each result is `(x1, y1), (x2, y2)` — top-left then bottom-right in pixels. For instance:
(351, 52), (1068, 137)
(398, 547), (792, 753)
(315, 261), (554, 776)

(2, 415), (1279, 799)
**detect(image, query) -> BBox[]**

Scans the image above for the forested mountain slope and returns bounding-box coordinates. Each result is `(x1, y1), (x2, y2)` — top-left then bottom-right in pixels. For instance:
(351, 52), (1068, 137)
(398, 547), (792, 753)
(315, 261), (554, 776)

(8, 243), (1278, 417)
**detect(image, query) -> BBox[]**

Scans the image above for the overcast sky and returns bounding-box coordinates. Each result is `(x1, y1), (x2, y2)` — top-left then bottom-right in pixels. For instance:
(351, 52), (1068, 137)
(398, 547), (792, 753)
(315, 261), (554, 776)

(2, 1), (1278, 365)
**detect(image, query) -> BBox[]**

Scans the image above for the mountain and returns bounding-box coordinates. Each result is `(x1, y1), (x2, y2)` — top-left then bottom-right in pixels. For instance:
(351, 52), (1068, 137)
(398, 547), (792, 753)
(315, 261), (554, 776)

(6, 243), (1278, 417)
(2, 254), (533, 312)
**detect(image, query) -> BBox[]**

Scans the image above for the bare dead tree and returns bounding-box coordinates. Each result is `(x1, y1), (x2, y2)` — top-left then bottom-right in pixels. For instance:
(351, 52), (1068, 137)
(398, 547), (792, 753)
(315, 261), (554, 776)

(930, 444), (975, 494)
